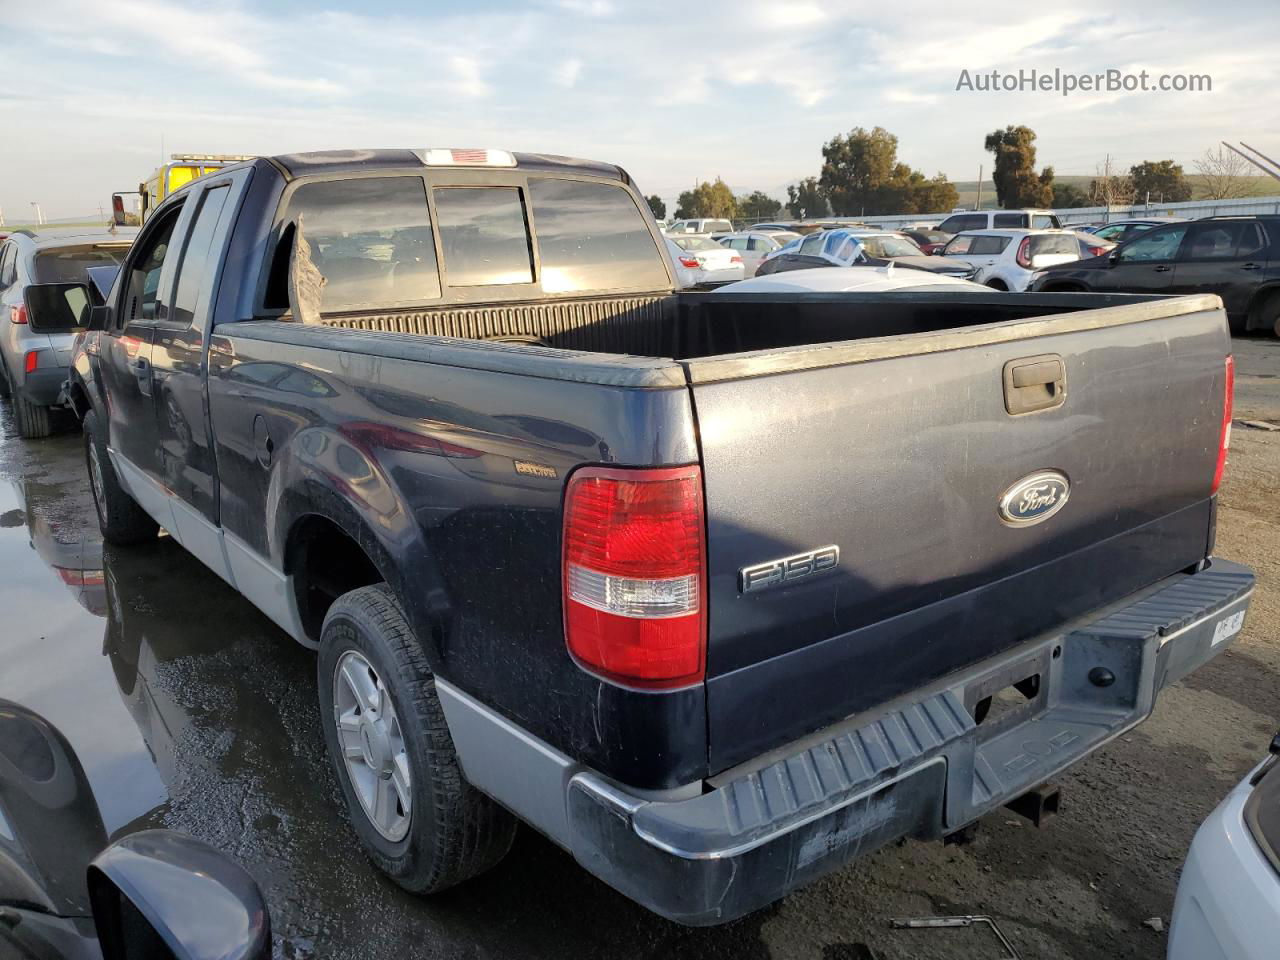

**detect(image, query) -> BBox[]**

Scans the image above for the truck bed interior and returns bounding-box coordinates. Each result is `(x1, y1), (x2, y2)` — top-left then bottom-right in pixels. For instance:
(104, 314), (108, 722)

(311, 290), (1165, 363)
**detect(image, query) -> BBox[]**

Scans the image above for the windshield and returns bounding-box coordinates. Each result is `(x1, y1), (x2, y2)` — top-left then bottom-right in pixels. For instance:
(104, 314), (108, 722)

(672, 236), (724, 252)
(859, 236), (923, 258)
(34, 245), (130, 284)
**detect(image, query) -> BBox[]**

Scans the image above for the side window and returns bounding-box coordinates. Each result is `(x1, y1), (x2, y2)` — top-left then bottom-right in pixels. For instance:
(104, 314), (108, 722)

(169, 185), (232, 327)
(121, 205), (184, 325)
(528, 178), (668, 293)
(943, 236), (974, 256)
(1033, 215), (1059, 229)
(1183, 222), (1249, 261)
(1118, 224), (1188, 262)
(799, 233), (824, 255)
(1238, 224), (1266, 259)
(969, 235), (1010, 255)
(993, 213), (1025, 228)
(276, 177), (440, 312)
(0, 243), (16, 290)
(433, 187), (533, 287)
(1093, 224), (1125, 241)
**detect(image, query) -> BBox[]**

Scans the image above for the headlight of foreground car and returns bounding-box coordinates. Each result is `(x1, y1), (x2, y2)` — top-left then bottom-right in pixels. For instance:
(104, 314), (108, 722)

(1244, 738), (1280, 874)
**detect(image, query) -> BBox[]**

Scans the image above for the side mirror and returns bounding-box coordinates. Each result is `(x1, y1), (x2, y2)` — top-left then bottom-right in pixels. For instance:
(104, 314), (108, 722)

(1108, 250), (1121, 264)
(23, 283), (91, 333)
(88, 830), (271, 960)
(89, 305), (112, 332)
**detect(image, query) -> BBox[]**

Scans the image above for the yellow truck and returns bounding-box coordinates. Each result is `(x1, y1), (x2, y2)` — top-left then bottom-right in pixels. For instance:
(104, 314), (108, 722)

(113, 154), (254, 223)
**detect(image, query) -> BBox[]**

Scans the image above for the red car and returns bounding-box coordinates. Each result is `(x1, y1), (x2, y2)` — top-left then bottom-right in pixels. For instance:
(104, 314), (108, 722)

(900, 228), (950, 255)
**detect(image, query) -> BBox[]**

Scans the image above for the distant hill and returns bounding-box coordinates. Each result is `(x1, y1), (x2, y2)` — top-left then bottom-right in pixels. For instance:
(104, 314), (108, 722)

(949, 175), (1278, 210)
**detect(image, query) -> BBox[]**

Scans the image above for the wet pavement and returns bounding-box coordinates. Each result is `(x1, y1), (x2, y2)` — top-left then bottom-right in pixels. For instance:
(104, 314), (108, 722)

(1, 334), (1277, 960)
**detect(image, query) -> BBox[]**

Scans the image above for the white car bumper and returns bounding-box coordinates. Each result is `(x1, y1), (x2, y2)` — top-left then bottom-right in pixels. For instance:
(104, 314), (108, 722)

(1169, 759), (1280, 960)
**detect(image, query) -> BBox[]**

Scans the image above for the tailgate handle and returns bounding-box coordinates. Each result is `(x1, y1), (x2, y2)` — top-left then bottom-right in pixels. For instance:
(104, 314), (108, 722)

(1003, 354), (1065, 415)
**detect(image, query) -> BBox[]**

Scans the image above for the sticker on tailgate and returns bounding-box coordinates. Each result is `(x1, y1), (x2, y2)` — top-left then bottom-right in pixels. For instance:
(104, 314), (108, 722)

(1212, 610), (1246, 646)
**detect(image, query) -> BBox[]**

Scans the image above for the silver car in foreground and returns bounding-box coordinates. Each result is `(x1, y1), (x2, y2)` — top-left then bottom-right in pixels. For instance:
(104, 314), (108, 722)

(0, 228), (136, 436)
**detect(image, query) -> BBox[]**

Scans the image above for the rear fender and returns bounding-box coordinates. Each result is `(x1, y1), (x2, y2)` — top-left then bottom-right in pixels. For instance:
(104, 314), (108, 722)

(268, 425), (448, 666)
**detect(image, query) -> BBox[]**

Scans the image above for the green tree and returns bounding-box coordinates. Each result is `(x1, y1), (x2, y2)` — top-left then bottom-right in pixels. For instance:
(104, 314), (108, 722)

(819, 126), (900, 216)
(674, 178), (738, 219)
(786, 177), (829, 218)
(736, 190), (782, 222)
(984, 125), (1055, 207)
(1051, 182), (1092, 208)
(645, 194), (666, 219)
(817, 127), (960, 215)
(1129, 160), (1193, 203)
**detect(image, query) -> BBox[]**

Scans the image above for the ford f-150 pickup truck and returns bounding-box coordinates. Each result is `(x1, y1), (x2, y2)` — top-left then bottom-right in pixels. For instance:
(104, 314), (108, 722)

(48, 148), (1251, 925)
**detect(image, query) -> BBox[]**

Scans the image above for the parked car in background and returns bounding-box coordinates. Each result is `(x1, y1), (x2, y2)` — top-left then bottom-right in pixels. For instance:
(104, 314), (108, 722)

(747, 222), (799, 234)
(0, 228), (136, 437)
(1169, 737), (1280, 960)
(718, 264), (989, 293)
(666, 218), (734, 235)
(1084, 218), (1186, 245)
(756, 228), (974, 279)
(900, 228), (951, 255)
(1031, 216), (1280, 335)
(714, 231), (797, 276)
(940, 229), (1080, 291)
(935, 209), (1062, 234)
(666, 235), (745, 286)
(1068, 229), (1117, 259)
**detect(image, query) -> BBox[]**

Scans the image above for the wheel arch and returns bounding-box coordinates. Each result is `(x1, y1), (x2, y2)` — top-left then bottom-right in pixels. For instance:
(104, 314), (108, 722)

(1245, 283), (1280, 332)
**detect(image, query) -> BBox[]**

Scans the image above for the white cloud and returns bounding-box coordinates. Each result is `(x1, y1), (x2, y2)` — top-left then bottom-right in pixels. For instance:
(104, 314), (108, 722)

(554, 58), (583, 88)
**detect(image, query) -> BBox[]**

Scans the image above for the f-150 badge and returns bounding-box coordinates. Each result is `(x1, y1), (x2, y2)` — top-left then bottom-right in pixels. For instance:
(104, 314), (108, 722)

(999, 471), (1070, 526)
(739, 545), (840, 594)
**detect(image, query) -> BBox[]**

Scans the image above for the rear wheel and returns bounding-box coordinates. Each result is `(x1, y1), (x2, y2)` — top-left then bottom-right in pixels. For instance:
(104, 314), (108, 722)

(83, 409), (159, 545)
(0, 361), (11, 400)
(318, 585), (515, 893)
(1256, 291), (1280, 338)
(13, 394), (52, 439)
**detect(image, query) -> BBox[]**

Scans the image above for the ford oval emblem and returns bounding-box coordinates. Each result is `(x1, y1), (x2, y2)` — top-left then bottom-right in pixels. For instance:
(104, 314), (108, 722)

(998, 471), (1070, 526)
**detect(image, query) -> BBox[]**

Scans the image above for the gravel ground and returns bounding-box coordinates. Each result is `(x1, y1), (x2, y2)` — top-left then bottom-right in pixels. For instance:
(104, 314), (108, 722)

(0, 333), (1274, 960)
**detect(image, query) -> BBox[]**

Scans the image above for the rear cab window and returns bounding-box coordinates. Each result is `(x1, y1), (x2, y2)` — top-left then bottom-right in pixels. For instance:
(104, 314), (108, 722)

(278, 177), (441, 311)
(434, 186), (533, 286)
(527, 178), (667, 293)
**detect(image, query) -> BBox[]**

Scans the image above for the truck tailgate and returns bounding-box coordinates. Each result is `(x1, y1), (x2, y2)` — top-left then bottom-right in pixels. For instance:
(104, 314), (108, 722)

(686, 298), (1229, 773)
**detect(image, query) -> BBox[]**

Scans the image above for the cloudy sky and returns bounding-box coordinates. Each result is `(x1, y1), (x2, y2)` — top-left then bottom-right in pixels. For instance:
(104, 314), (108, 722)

(2, 0), (1277, 220)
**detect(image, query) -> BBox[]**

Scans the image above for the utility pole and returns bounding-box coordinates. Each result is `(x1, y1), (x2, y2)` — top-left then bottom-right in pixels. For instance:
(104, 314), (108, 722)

(975, 164), (983, 211)
(29, 202), (44, 225)
(0, 207), (5, 227)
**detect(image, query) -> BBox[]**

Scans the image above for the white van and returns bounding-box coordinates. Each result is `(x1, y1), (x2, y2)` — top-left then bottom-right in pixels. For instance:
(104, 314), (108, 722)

(665, 218), (734, 235)
(935, 209), (1061, 234)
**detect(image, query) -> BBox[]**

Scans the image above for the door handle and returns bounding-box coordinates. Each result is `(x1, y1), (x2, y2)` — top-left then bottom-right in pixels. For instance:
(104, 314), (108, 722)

(1153, 264), (1172, 273)
(1243, 262), (1262, 270)
(128, 356), (150, 372)
(1003, 354), (1066, 416)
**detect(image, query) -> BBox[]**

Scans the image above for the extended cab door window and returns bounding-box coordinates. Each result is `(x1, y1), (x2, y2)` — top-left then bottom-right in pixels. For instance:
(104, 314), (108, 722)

(168, 184), (232, 328)
(527, 178), (669, 293)
(275, 177), (441, 313)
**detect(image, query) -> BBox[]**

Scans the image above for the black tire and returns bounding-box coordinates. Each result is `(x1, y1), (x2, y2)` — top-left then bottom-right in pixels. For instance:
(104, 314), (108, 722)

(1256, 291), (1280, 338)
(985, 278), (1008, 291)
(14, 393), (53, 439)
(0, 361), (11, 400)
(83, 409), (159, 545)
(318, 585), (515, 893)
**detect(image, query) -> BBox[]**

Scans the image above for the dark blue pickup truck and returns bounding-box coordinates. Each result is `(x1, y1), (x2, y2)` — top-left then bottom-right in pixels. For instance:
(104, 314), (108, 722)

(49, 148), (1251, 925)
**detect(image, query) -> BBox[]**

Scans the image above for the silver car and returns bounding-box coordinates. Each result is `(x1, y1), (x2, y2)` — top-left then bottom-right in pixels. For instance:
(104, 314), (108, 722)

(0, 229), (136, 437)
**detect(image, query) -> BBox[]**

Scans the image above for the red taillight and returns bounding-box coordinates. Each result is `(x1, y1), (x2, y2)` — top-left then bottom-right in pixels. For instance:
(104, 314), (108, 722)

(1087, 244), (1106, 257)
(729, 255), (743, 263)
(678, 256), (699, 268)
(24, 351), (37, 374)
(562, 465), (706, 689)
(1016, 237), (1033, 269)
(10, 305), (27, 325)
(1212, 355), (1234, 493)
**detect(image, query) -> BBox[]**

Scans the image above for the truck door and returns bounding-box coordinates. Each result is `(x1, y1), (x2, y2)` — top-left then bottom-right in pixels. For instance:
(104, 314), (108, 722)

(150, 170), (250, 540)
(101, 200), (186, 501)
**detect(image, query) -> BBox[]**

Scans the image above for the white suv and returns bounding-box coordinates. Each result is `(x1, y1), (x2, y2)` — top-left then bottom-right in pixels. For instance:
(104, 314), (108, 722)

(938, 229), (1080, 291)
(665, 218), (734, 235)
(935, 209), (1061, 234)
